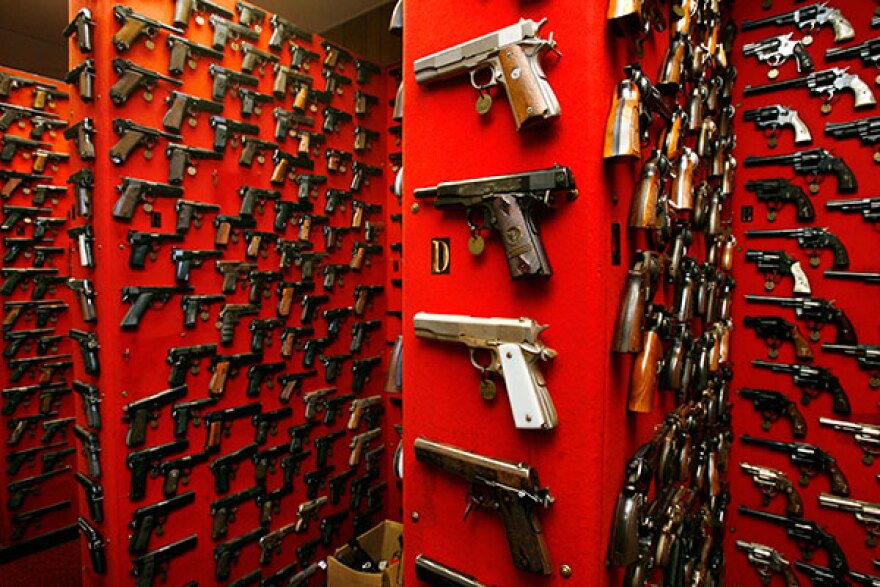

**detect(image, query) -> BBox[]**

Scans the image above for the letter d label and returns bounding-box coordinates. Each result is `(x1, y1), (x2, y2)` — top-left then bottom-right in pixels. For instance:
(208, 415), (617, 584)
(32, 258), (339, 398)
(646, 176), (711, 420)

(431, 238), (450, 274)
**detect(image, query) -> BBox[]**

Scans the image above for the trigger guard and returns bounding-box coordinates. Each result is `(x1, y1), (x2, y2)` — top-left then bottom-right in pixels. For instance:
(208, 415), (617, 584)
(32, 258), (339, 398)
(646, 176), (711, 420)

(468, 348), (499, 374)
(469, 65), (498, 91)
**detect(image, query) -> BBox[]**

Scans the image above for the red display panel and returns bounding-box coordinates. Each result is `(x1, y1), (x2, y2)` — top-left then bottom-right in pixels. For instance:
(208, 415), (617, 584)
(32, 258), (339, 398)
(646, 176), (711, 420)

(726, 1), (879, 585)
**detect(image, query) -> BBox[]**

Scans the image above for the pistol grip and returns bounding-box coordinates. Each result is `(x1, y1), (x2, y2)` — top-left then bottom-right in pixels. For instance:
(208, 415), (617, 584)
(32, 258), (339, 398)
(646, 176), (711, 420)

(499, 343), (558, 429)
(792, 43), (815, 74)
(488, 194), (551, 279)
(498, 43), (558, 130)
(628, 330), (662, 414)
(831, 157), (858, 194)
(113, 20), (147, 51)
(164, 97), (187, 132)
(109, 71), (143, 105)
(830, 14), (855, 43)
(112, 185), (141, 220)
(604, 80), (641, 159)
(495, 484), (554, 575)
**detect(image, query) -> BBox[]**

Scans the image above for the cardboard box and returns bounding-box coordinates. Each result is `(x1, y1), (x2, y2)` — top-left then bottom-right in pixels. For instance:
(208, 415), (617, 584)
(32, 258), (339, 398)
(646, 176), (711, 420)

(327, 520), (403, 587)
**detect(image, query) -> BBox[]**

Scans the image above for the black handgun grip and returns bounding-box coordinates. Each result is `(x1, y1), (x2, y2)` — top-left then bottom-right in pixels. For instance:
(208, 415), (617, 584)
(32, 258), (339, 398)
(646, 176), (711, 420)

(129, 460), (149, 500)
(786, 403), (808, 438)
(129, 513), (154, 554)
(828, 236), (849, 268)
(214, 465), (230, 494)
(826, 460), (850, 497)
(792, 43), (815, 73)
(220, 316), (236, 345)
(831, 156), (858, 194)
(830, 309), (857, 345)
(831, 387), (852, 416)
(122, 292), (153, 329)
(129, 242), (151, 269)
(126, 409), (148, 447)
(793, 191), (816, 222)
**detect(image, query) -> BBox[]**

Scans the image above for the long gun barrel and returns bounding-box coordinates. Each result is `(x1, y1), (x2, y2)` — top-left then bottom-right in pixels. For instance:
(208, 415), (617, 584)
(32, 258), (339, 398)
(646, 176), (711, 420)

(415, 555), (489, 587)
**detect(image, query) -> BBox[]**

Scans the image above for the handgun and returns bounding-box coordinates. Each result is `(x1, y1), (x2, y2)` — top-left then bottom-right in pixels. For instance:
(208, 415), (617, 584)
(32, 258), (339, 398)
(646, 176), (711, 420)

(113, 5), (183, 52)
(110, 58), (183, 106)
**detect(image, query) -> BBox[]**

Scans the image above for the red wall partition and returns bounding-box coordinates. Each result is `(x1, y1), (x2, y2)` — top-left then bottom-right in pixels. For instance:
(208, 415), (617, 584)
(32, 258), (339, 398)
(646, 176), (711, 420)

(726, 1), (879, 584)
(401, 2), (662, 586)
(0, 64), (80, 584)
(57, 1), (401, 584)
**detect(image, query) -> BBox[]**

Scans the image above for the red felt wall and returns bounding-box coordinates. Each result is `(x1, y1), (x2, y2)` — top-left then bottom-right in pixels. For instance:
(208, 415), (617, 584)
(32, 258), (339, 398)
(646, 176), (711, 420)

(59, 0), (401, 585)
(0, 64), (81, 577)
(726, 1), (879, 584)
(400, 1), (663, 586)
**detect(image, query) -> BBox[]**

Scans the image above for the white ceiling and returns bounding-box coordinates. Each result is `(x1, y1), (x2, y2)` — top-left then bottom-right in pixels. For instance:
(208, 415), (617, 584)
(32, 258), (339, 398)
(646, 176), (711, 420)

(260, 0), (394, 33)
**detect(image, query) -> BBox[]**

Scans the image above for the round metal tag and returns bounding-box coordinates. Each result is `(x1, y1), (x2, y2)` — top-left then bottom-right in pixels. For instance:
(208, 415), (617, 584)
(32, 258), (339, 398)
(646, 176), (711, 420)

(803, 35), (814, 46)
(809, 256), (820, 268)
(254, 106), (262, 115)
(810, 331), (820, 342)
(475, 94), (493, 115)
(768, 69), (779, 80)
(768, 136), (777, 149)
(188, 59), (197, 70)
(145, 40), (155, 51)
(257, 155), (265, 164)
(149, 251), (158, 262)
(200, 311), (209, 322)
(231, 41), (240, 52)
(17, 120), (25, 129)
(144, 149), (153, 160)
(768, 348), (779, 359)
(468, 234), (485, 255)
(809, 183), (820, 195)
(187, 166), (197, 177)
(820, 103), (832, 115)
(143, 203), (153, 213)
(144, 91), (153, 102)
(188, 118), (198, 128)
(764, 279), (775, 292)
(767, 210), (777, 222)
(761, 420), (772, 432)
(479, 379), (496, 400)
(196, 15), (206, 26)
(874, 151), (880, 164)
